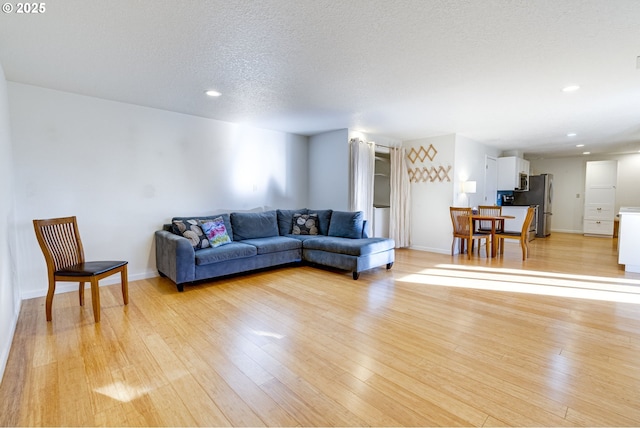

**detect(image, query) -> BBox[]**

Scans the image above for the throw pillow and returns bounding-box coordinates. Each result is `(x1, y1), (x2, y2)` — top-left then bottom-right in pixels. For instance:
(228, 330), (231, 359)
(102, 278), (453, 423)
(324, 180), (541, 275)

(292, 213), (319, 235)
(200, 217), (232, 248)
(171, 219), (210, 250)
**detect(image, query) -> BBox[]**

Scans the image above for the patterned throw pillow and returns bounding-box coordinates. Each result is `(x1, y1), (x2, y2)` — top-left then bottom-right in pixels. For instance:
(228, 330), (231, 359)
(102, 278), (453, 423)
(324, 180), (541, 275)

(200, 217), (232, 248)
(171, 219), (210, 250)
(292, 213), (319, 235)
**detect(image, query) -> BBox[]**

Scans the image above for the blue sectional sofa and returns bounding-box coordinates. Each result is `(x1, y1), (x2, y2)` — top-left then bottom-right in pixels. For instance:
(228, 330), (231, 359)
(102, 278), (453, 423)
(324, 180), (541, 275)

(155, 209), (395, 291)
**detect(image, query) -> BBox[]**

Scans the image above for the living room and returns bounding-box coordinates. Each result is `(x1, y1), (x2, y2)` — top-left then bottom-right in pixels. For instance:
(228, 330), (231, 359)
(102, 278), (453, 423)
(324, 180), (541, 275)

(2, 1), (640, 426)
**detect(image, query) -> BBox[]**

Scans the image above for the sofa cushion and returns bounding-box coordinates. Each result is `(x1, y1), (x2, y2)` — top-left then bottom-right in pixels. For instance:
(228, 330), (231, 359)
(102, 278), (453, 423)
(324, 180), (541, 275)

(171, 219), (209, 250)
(231, 210), (279, 240)
(200, 217), (232, 248)
(308, 209), (332, 235)
(277, 208), (307, 235)
(328, 211), (364, 239)
(303, 237), (395, 257)
(195, 242), (257, 265)
(238, 236), (302, 255)
(292, 213), (319, 235)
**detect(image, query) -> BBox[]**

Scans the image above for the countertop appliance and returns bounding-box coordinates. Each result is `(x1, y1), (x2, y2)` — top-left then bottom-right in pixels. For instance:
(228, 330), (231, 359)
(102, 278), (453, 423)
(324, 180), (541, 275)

(501, 194), (514, 205)
(513, 174), (553, 237)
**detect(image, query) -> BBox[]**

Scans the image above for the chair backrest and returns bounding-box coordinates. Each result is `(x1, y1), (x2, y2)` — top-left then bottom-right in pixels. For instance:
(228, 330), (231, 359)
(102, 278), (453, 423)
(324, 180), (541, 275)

(478, 205), (502, 230)
(450, 207), (472, 237)
(33, 216), (85, 273)
(521, 207), (536, 235)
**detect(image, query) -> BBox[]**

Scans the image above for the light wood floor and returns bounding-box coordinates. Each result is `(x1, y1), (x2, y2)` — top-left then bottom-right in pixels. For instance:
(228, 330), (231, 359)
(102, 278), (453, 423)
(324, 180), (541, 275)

(2, 233), (640, 426)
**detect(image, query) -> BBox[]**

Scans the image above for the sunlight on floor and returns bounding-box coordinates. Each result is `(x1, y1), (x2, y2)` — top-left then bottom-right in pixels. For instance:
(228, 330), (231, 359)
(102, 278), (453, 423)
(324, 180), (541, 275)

(397, 264), (640, 304)
(251, 329), (284, 339)
(94, 381), (151, 402)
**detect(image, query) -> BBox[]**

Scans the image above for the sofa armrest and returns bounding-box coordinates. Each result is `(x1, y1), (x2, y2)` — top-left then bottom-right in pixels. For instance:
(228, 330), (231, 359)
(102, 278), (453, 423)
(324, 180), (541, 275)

(155, 230), (195, 284)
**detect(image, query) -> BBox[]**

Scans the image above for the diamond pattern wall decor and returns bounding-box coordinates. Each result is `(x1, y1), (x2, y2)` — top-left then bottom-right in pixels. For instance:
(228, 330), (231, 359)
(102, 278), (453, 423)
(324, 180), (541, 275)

(406, 144), (452, 183)
(407, 144), (438, 163)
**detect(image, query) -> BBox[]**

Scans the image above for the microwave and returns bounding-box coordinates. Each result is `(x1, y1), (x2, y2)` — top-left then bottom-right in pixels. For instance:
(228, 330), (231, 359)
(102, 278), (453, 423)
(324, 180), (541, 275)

(517, 173), (528, 191)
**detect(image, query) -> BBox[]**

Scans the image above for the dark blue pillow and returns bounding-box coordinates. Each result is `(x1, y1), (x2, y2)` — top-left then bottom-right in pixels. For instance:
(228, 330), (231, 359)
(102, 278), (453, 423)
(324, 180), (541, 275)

(328, 211), (364, 239)
(231, 210), (279, 240)
(277, 208), (307, 235)
(308, 209), (333, 235)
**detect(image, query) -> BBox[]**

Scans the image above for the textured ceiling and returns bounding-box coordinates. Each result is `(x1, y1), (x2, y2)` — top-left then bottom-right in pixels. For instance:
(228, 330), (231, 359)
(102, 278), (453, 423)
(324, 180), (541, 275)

(1, 0), (640, 158)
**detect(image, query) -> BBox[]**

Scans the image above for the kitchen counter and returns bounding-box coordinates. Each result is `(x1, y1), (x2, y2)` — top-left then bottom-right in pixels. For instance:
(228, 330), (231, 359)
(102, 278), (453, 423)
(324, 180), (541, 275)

(618, 207), (640, 273)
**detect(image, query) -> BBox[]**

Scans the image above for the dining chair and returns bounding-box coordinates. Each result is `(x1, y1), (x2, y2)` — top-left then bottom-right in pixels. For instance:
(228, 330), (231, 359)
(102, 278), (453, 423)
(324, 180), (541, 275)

(477, 205), (504, 233)
(496, 206), (535, 260)
(33, 216), (128, 322)
(450, 207), (490, 259)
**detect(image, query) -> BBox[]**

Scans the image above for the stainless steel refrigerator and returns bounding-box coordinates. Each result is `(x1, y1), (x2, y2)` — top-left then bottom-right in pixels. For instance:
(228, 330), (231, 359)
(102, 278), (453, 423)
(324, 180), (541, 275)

(513, 174), (553, 237)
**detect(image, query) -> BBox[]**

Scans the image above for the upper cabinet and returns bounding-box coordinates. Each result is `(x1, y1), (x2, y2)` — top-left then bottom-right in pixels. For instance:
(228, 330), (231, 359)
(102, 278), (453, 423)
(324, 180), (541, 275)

(497, 156), (530, 191)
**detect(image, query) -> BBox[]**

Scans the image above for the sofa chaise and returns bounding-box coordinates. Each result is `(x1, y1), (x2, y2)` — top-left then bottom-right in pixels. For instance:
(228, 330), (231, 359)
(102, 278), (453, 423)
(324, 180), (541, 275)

(155, 209), (395, 291)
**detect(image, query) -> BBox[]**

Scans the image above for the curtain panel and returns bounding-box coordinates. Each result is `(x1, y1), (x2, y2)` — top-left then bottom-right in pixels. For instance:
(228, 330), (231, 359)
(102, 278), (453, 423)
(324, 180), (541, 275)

(390, 146), (411, 248)
(348, 138), (375, 226)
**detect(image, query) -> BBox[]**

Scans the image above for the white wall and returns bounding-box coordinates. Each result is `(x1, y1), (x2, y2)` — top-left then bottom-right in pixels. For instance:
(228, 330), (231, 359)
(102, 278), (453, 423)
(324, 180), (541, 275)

(0, 64), (20, 383)
(529, 153), (640, 233)
(454, 134), (501, 209)
(404, 134), (456, 253)
(9, 83), (309, 299)
(308, 129), (349, 210)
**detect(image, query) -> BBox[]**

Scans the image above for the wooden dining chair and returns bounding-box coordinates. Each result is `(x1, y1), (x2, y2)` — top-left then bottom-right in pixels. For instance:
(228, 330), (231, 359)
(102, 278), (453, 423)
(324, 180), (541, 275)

(477, 205), (504, 233)
(33, 216), (128, 323)
(450, 207), (490, 259)
(496, 206), (535, 260)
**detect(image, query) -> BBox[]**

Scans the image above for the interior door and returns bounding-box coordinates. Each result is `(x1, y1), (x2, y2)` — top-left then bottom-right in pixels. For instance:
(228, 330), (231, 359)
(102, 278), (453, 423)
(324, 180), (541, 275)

(484, 155), (498, 206)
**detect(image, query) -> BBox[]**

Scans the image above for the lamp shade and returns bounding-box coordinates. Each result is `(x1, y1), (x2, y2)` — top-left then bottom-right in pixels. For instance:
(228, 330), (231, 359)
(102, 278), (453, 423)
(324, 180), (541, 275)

(462, 181), (477, 194)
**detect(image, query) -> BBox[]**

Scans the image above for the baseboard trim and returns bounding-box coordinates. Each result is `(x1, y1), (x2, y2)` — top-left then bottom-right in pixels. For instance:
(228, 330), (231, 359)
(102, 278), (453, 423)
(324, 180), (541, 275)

(0, 299), (21, 384)
(20, 270), (160, 300)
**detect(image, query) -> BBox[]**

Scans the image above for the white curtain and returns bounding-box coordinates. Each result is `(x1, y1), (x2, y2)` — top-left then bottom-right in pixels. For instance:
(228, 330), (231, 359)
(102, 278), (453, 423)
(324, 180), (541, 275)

(389, 146), (411, 248)
(348, 138), (375, 226)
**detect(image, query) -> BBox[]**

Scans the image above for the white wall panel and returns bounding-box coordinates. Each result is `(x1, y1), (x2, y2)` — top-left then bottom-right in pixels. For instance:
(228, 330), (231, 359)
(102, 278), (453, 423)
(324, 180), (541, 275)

(8, 83), (309, 298)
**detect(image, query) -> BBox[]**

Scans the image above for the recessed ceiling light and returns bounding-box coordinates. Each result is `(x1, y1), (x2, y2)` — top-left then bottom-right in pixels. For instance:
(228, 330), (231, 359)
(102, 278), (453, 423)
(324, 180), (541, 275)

(576, 144), (585, 147)
(562, 85), (580, 92)
(567, 133), (577, 137)
(205, 90), (222, 97)
(583, 151), (591, 155)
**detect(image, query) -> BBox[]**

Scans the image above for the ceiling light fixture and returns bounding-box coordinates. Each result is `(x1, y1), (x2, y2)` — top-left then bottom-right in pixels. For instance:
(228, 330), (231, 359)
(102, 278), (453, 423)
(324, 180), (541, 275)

(205, 90), (222, 97)
(562, 85), (580, 92)
(576, 144), (585, 147)
(567, 132), (577, 137)
(583, 151), (591, 155)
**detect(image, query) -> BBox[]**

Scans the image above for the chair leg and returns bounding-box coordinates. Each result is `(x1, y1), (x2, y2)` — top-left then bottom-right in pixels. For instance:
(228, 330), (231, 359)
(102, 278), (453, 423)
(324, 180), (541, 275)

(520, 238), (527, 261)
(90, 277), (100, 323)
(78, 282), (85, 306)
(45, 276), (56, 322)
(485, 237), (489, 257)
(121, 264), (129, 305)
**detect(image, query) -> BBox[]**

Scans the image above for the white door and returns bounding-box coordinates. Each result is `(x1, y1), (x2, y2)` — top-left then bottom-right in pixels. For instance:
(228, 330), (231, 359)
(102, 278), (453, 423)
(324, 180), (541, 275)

(484, 156), (498, 206)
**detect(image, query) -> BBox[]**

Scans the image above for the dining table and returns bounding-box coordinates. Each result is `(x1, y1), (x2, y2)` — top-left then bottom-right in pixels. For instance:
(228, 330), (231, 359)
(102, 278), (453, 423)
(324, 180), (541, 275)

(469, 214), (515, 257)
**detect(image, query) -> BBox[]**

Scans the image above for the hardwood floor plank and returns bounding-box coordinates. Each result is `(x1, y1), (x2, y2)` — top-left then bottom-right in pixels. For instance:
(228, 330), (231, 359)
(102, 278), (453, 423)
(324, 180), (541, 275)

(3, 232), (640, 426)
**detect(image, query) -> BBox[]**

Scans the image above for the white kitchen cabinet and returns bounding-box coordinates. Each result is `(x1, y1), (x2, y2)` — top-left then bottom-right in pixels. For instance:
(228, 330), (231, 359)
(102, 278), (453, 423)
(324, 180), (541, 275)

(583, 219), (614, 235)
(583, 160), (617, 236)
(618, 208), (640, 272)
(497, 157), (530, 191)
